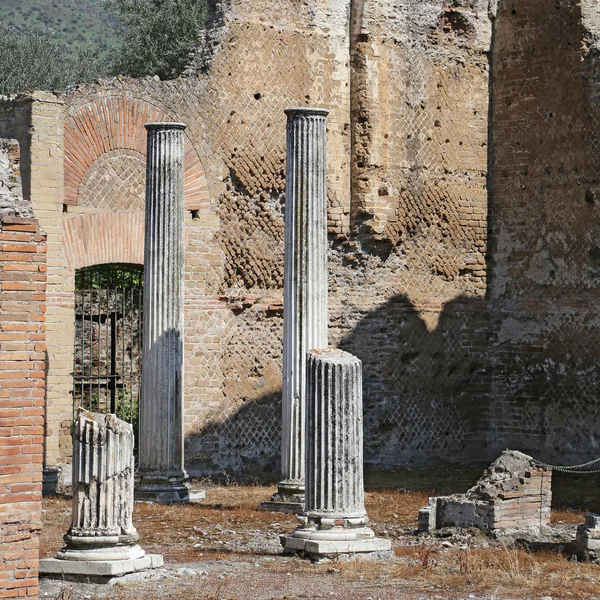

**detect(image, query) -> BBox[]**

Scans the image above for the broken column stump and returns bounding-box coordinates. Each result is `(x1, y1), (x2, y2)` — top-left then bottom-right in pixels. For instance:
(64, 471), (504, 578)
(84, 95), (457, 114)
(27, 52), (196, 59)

(40, 410), (163, 581)
(418, 450), (552, 534)
(280, 350), (392, 560)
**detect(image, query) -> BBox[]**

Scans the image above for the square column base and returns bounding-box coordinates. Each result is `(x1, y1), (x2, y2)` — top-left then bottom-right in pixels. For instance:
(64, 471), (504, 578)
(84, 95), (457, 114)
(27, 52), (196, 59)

(260, 481), (304, 514)
(40, 554), (163, 583)
(280, 534), (392, 561)
(135, 477), (204, 504)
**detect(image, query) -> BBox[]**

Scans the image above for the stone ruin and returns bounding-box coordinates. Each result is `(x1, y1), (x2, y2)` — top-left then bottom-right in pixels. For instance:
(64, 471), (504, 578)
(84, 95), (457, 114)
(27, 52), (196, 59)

(577, 514), (600, 563)
(40, 410), (163, 580)
(418, 450), (552, 534)
(280, 350), (392, 561)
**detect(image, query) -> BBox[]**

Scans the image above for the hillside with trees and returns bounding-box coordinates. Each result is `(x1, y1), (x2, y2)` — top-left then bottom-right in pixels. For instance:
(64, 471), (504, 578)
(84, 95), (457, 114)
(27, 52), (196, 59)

(1, 0), (121, 57)
(0, 0), (207, 96)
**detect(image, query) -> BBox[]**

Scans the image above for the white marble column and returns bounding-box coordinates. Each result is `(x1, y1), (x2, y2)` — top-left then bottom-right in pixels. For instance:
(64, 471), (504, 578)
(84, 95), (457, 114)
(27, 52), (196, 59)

(280, 350), (391, 560)
(136, 122), (189, 503)
(263, 108), (329, 513)
(39, 410), (163, 578)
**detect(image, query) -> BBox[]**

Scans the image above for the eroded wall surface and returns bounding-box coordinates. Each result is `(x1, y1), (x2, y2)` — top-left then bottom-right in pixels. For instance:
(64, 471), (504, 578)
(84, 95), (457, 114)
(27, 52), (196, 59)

(488, 0), (600, 461)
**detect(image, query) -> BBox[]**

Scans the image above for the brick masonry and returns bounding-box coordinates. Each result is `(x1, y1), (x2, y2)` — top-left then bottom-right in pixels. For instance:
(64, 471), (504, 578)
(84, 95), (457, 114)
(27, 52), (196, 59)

(0, 190), (47, 594)
(2, 1), (600, 480)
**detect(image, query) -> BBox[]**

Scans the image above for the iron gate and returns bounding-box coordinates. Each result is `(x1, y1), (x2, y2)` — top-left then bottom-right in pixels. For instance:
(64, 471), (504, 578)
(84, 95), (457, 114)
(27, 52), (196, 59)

(72, 265), (143, 437)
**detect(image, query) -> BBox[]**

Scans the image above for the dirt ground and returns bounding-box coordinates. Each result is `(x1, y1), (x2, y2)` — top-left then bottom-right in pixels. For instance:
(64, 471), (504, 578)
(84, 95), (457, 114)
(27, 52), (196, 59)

(39, 469), (600, 600)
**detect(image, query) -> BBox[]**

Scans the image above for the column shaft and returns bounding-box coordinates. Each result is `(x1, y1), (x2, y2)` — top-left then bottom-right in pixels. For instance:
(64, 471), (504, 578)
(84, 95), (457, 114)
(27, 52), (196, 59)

(136, 122), (189, 503)
(271, 108), (329, 511)
(305, 350), (365, 519)
(60, 409), (142, 561)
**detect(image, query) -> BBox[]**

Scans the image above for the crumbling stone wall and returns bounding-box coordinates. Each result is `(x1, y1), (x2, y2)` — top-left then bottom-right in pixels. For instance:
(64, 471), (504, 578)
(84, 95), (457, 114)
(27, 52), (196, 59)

(0, 139), (31, 218)
(419, 451), (552, 533)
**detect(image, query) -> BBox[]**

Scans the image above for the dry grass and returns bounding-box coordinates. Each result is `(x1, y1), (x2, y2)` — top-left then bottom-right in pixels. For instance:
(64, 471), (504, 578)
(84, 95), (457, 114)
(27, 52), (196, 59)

(261, 541), (600, 599)
(40, 473), (600, 599)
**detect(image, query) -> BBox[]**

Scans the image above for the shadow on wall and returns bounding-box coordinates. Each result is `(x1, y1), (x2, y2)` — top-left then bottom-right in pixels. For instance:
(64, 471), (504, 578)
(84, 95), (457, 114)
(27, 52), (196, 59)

(183, 294), (494, 479)
(183, 0), (600, 479)
(487, 0), (600, 463)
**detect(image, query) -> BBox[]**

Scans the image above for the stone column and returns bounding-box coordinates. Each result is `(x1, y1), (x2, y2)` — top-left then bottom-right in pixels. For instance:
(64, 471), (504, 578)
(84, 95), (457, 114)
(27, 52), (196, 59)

(39, 410), (163, 579)
(136, 122), (189, 503)
(280, 350), (391, 560)
(263, 108), (329, 513)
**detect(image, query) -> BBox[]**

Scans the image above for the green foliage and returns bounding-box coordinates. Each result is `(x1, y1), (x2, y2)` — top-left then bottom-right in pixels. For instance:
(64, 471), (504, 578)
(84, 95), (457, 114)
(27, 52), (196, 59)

(102, 0), (207, 80)
(0, 23), (109, 96)
(117, 387), (139, 433)
(1, 0), (122, 57)
(75, 264), (144, 290)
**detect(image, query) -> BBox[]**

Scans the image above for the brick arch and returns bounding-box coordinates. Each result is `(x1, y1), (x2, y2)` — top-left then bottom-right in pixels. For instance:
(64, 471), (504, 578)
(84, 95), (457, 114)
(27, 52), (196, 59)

(63, 212), (144, 271)
(64, 97), (209, 210)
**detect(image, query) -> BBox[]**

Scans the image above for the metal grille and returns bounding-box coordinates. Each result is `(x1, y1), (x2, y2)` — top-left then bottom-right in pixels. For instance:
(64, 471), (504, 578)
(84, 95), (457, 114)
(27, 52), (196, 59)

(73, 265), (143, 439)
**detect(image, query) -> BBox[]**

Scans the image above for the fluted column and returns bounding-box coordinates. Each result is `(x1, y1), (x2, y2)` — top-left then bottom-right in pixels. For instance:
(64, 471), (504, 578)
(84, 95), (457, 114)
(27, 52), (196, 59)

(136, 122), (189, 503)
(263, 108), (329, 513)
(40, 410), (164, 577)
(59, 410), (143, 561)
(280, 350), (391, 560)
(305, 350), (365, 520)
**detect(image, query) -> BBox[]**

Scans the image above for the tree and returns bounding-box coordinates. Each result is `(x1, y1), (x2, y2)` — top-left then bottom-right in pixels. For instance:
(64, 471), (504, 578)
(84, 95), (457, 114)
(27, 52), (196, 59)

(0, 25), (109, 97)
(103, 0), (207, 80)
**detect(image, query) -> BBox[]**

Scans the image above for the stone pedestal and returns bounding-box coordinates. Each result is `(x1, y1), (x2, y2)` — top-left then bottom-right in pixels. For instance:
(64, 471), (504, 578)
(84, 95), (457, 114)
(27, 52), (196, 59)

(280, 350), (392, 560)
(262, 108), (329, 514)
(577, 513), (600, 562)
(40, 410), (163, 581)
(136, 122), (191, 503)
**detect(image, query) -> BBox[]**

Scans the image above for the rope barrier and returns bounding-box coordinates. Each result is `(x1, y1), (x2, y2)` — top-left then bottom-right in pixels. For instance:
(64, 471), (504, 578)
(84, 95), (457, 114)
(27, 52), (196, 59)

(531, 456), (600, 474)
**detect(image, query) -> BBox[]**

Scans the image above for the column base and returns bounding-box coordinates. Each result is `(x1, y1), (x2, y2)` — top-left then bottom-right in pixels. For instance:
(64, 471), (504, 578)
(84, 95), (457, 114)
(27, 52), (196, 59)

(259, 480), (304, 514)
(280, 526), (392, 561)
(135, 474), (193, 504)
(40, 551), (163, 583)
(57, 544), (145, 562)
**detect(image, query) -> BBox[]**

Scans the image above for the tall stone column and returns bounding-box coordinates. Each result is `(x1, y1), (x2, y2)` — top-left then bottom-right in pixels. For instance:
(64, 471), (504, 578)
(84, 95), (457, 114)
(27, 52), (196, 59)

(136, 122), (189, 503)
(39, 410), (163, 579)
(280, 350), (392, 560)
(263, 108), (329, 513)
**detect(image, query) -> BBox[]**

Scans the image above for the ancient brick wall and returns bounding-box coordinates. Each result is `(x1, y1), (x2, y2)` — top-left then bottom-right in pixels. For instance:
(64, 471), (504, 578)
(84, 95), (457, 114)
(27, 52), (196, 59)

(4, 0), (600, 480)
(0, 94), (72, 490)
(487, 0), (600, 462)
(0, 139), (46, 599)
(54, 0), (353, 476)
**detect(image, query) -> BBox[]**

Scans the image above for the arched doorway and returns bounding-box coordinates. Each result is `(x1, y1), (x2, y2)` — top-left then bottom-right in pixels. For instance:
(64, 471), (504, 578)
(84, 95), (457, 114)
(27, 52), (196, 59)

(73, 264), (143, 442)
